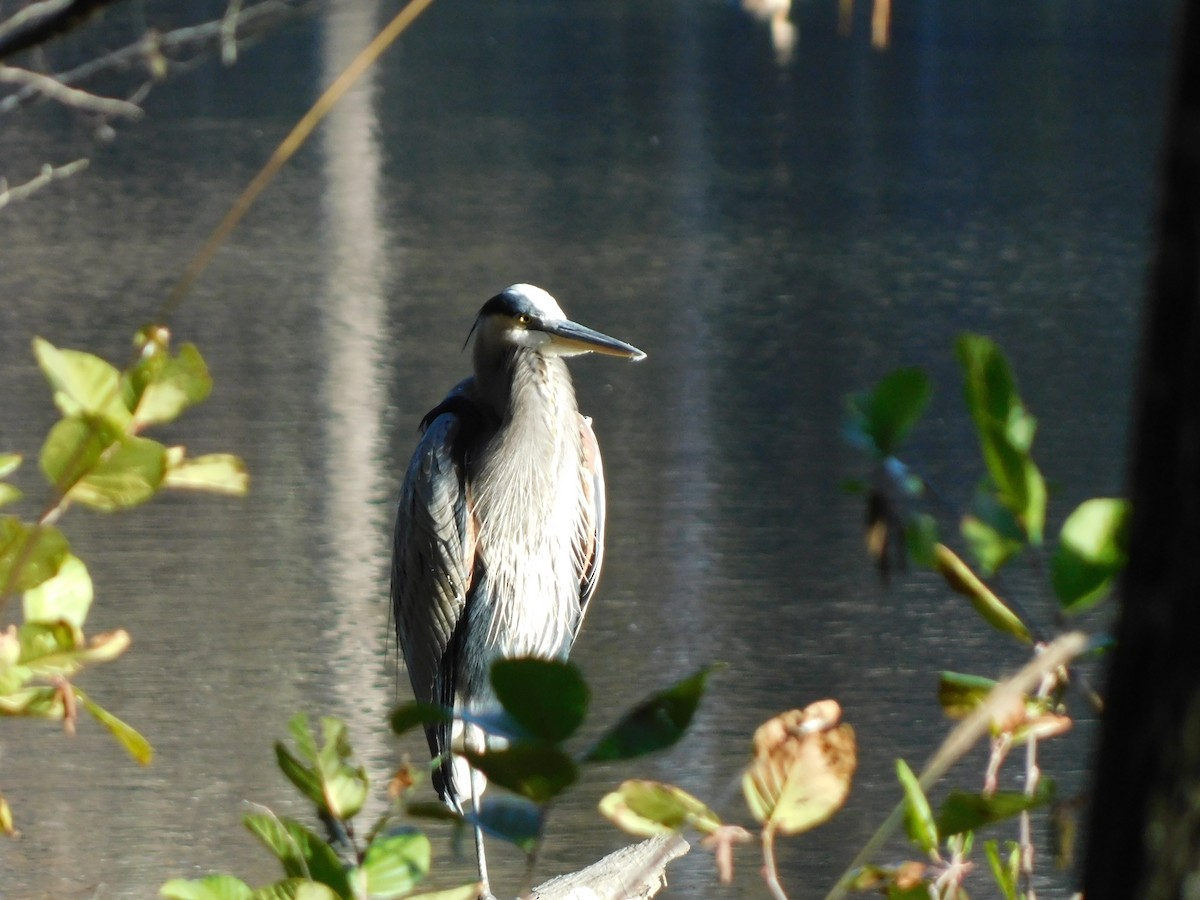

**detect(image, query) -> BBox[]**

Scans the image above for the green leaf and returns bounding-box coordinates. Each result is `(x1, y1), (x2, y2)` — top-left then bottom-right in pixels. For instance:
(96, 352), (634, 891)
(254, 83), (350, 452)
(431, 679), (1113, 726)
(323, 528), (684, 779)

(314, 717), (368, 819)
(1052, 498), (1130, 613)
(160, 875), (254, 900)
(956, 334), (1047, 544)
(933, 544), (1031, 643)
(33, 338), (132, 427)
(0, 484), (21, 509)
(389, 701), (453, 736)
(489, 657), (589, 743)
(937, 672), (999, 719)
(128, 342), (213, 428)
(275, 743), (325, 809)
(0, 517), (69, 594)
(163, 451), (249, 496)
(79, 690), (154, 764)
(905, 513), (939, 568)
(961, 489), (1027, 575)
(360, 831), (431, 897)
(0, 791), (14, 836)
(243, 814), (351, 897)
(599, 779), (722, 837)
(936, 781), (1055, 837)
(845, 368), (932, 458)
(249, 881), (340, 900)
(984, 840), (1020, 900)
(68, 434), (167, 511)
(896, 759), (938, 855)
(586, 666), (714, 762)
(23, 554), (93, 628)
(0, 454), (21, 479)
(465, 742), (578, 804)
(39, 415), (120, 493)
(467, 795), (543, 853)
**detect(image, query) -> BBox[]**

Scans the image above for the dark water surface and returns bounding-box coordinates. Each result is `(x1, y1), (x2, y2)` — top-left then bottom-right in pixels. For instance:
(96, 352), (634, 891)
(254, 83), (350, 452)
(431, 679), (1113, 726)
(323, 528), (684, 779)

(0, 0), (1172, 896)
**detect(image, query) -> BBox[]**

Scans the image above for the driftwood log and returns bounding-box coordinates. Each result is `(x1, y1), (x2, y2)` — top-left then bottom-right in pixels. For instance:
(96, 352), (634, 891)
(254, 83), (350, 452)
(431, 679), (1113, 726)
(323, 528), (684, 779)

(525, 834), (691, 900)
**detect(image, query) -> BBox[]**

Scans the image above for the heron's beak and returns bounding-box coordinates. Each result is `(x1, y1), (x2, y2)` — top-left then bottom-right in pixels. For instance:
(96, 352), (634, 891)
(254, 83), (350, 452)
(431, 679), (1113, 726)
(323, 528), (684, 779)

(540, 319), (646, 361)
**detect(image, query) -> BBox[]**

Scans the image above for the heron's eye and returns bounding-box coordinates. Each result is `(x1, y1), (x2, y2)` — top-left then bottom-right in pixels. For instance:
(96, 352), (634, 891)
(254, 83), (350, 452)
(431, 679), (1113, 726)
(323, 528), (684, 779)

(515, 314), (531, 327)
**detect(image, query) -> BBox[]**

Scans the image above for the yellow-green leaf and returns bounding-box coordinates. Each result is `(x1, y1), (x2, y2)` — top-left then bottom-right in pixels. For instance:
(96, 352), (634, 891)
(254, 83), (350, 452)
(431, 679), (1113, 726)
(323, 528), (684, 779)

(159, 875), (253, 900)
(79, 690), (153, 764)
(23, 554), (93, 628)
(896, 758), (938, 855)
(39, 415), (121, 493)
(0, 517), (69, 595)
(33, 338), (131, 427)
(0, 454), (20, 479)
(361, 831), (432, 896)
(0, 791), (14, 836)
(934, 544), (1031, 643)
(599, 779), (722, 837)
(163, 452), (249, 496)
(69, 435), (167, 511)
(130, 343), (213, 428)
(1052, 498), (1130, 613)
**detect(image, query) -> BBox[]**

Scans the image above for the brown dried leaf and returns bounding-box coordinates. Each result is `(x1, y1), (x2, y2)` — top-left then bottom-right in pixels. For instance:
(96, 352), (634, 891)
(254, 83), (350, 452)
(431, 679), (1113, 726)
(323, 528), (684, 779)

(742, 700), (857, 835)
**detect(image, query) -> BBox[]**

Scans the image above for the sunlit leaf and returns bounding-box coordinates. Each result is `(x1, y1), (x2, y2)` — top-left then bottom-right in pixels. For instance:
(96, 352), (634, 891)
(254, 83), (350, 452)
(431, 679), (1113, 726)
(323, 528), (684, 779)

(33, 337), (132, 427)
(956, 334), (1047, 544)
(78, 688), (153, 764)
(896, 758), (938, 855)
(67, 435), (167, 511)
(0, 791), (14, 836)
(0, 685), (64, 718)
(129, 343), (213, 428)
(163, 451), (249, 496)
(936, 780), (1055, 836)
(0, 454), (20, 480)
(467, 794), (543, 852)
(490, 657), (589, 743)
(159, 875), (254, 900)
(361, 831), (431, 897)
(314, 717), (368, 819)
(23, 554), (93, 628)
(938, 671), (1072, 743)
(742, 700), (856, 835)
(39, 415), (120, 494)
(249, 881), (340, 900)
(1052, 498), (1130, 613)
(0, 484), (21, 509)
(933, 544), (1031, 643)
(0, 517), (69, 594)
(243, 814), (351, 897)
(465, 742), (578, 804)
(599, 779), (722, 837)
(586, 666), (715, 762)
(847, 862), (929, 895)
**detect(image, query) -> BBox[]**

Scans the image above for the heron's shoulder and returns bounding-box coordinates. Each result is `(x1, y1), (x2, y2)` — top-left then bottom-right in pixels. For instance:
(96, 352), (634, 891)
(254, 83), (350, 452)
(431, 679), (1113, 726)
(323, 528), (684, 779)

(418, 378), (489, 431)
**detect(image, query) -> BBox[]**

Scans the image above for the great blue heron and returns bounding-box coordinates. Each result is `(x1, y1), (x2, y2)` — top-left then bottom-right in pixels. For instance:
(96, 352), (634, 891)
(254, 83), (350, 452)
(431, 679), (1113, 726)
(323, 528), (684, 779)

(391, 284), (645, 897)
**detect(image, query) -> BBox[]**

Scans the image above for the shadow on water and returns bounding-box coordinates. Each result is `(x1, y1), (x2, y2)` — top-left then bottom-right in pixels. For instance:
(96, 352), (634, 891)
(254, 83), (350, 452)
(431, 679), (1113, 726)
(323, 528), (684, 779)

(0, 0), (1171, 895)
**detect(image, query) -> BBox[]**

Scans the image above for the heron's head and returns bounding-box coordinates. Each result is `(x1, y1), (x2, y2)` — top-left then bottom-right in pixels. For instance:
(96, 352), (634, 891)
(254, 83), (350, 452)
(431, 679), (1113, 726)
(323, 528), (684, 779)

(470, 284), (646, 362)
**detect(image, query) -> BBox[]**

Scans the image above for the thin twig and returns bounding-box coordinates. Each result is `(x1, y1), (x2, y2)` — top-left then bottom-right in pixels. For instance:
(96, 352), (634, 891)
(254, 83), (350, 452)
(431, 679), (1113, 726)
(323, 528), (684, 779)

(0, 157), (88, 210)
(0, 62), (142, 117)
(824, 632), (1089, 900)
(0, 0), (123, 60)
(159, 0), (439, 320)
(762, 826), (789, 900)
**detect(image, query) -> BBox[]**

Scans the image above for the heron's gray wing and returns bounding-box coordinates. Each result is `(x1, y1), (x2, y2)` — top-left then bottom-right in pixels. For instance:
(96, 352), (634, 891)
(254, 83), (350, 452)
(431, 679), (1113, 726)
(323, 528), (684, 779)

(575, 413), (606, 634)
(392, 395), (479, 805)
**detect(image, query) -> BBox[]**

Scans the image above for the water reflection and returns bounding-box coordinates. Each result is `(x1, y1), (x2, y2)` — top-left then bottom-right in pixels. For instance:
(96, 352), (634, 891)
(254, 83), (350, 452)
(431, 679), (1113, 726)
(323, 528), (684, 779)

(0, 0), (1171, 897)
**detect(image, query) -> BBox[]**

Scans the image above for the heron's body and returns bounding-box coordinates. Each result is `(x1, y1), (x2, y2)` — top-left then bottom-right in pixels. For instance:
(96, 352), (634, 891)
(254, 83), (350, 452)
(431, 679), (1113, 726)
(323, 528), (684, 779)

(391, 285), (643, 896)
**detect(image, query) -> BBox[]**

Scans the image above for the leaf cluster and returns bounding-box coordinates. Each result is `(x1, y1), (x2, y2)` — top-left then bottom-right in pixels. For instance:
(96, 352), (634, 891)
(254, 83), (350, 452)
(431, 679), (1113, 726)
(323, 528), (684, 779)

(1, 328), (247, 834)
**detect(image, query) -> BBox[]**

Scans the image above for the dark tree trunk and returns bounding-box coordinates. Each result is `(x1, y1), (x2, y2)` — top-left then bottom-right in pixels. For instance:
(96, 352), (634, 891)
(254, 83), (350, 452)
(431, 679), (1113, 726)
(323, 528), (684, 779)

(1083, 1), (1200, 895)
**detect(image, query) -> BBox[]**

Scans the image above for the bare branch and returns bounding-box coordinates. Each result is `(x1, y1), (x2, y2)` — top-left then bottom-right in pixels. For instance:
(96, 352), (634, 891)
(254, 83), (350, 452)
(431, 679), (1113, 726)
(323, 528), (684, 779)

(0, 63), (142, 118)
(0, 158), (89, 210)
(0, 0), (126, 61)
(0, 0), (321, 117)
(526, 834), (690, 900)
